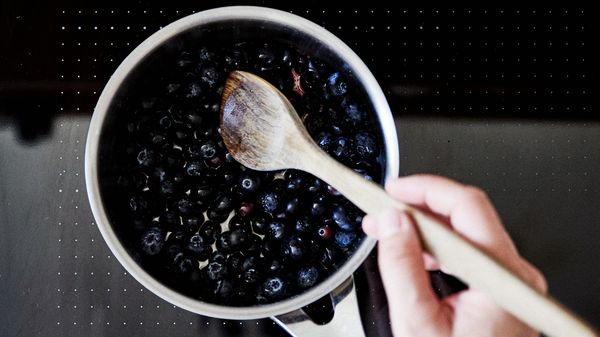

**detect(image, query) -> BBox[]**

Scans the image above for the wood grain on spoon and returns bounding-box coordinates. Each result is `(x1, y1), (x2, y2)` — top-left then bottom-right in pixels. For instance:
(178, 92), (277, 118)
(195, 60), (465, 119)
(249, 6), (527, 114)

(220, 70), (598, 337)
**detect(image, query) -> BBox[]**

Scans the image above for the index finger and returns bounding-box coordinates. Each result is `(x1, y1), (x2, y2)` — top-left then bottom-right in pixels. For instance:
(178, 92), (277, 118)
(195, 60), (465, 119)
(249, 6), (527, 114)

(386, 174), (518, 260)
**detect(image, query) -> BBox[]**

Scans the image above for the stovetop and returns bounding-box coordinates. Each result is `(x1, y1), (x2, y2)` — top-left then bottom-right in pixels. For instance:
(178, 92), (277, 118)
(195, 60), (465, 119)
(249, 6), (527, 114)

(1, 2), (598, 336)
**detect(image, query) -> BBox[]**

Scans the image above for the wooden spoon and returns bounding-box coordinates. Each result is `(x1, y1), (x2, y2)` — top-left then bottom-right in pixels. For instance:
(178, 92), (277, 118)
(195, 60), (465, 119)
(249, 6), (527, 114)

(220, 70), (597, 337)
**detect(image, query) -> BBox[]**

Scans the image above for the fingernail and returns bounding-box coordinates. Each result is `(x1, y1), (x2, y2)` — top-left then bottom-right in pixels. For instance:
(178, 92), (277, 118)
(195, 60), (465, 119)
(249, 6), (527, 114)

(377, 209), (405, 239)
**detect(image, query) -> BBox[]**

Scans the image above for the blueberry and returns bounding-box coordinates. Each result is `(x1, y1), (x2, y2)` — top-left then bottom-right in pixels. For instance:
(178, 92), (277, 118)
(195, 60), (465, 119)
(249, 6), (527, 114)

(140, 227), (164, 255)
(159, 178), (178, 196)
(251, 212), (271, 235)
(285, 197), (302, 216)
(211, 194), (235, 214)
(261, 239), (282, 258)
(224, 48), (248, 68)
(229, 228), (250, 250)
(257, 47), (275, 67)
(246, 234), (262, 256)
(182, 216), (203, 232)
(342, 99), (366, 124)
(334, 231), (357, 249)
(228, 215), (249, 230)
(332, 206), (359, 232)
(267, 221), (287, 240)
(242, 255), (260, 271)
(310, 194), (329, 217)
(319, 246), (339, 269)
(128, 194), (149, 214)
(185, 161), (205, 177)
(259, 190), (282, 214)
(316, 132), (334, 152)
(206, 260), (228, 281)
(283, 235), (306, 261)
(159, 210), (180, 229)
(306, 177), (322, 194)
(243, 268), (260, 284)
(213, 279), (234, 300)
(266, 258), (285, 274)
(316, 224), (333, 240)
(294, 217), (311, 233)
(297, 266), (319, 288)
(237, 172), (262, 194)
(238, 201), (254, 217)
(200, 220), (221, 244)
(184, 142), (202, 159)
(195, 185), (214, 201)
(326, 72), (347, 97)
(137, 148), (157, 168)
(187, 234), (211, 261)
(200, 141), (217, 159)
(227, 252), (245, 274)
(198, 47), (214, 62)
(355, 132), (378, 158)
(200, 67), (219, 88)
(210, 250), (227, 264)
(332, 136), (351, 159)
(167, 246), (194, 275)
(168, 229), (188, 243)
(177, 197), (200, 216)
(262, 276), (287, 300)
(216, 232), (234, 254)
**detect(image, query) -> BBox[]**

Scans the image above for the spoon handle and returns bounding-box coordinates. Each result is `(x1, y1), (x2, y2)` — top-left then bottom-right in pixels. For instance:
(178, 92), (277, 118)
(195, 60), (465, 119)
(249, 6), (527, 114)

(298, 149), (597, 337)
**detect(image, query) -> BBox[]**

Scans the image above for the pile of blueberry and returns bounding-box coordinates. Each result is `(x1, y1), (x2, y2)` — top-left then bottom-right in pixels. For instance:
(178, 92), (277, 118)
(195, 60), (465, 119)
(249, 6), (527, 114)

(111, 39), (385, 305)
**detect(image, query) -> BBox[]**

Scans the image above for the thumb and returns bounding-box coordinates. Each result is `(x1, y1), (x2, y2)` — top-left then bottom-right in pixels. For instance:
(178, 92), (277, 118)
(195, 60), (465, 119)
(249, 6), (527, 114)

(364, 209), (444, 330)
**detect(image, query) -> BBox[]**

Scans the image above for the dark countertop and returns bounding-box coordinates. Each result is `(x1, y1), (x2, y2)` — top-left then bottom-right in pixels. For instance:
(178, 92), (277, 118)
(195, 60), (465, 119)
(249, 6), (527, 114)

(1, 3), (598, 336)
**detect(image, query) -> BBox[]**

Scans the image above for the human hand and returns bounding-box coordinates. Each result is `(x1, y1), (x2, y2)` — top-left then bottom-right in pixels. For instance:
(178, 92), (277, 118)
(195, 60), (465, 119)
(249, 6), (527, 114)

(362, 175), (547, 337)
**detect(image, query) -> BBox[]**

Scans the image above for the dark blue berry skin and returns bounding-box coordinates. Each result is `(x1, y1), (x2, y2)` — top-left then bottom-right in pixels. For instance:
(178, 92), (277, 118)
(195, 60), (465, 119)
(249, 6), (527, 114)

(334, 231), (357, 249)
(316, 132), (334, 152)
(284, 197), (302, 216)
(177, 197), (200, 216)
(140, 227), (164, 255)
(267, 221), (287, 240)
(237, 172), (262, 195)
(262, 276), (287, 300)
(159, 210), (180, 229)
(243, 268), (260, 284)
(185, 161), (204, 177)
(259, 190), (282, 214)
(251, 212), (271, 235)
(200, 141), (218, 159)
(283, 235), (306, 261)
(213, 279), (234, 300)
(319, 246), (339, 269)
(227, 252), (245, 274)
(216, 232), (234, 254)
(186, 234), (211, 261)
(355, 132), (378, 159)
(332, 206), (359, 232)
(228, 228), (250, 251)
(294, 217), (311, 234)
(137, 148), (157, 168)
(297, 266), (319, 288)
(341, 98), (366, 124)
(228, 215), (249, 230)
(182, 216), (203, 232)
(332, 136), (351, 160)
(200, 67), (219, 88)
(199, 220), (221, 244)
(326, 72), (347, 97)
(261, 239), (282, 258)
(206, 261), (228, 281)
